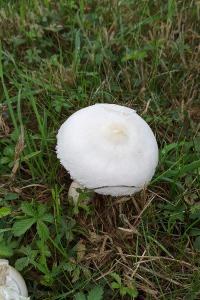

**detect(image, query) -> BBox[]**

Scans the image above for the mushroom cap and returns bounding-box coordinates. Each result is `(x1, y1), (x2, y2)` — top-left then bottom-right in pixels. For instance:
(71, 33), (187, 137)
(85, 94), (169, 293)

(56, 104), (158, 196)
(0, 259), (29, 299)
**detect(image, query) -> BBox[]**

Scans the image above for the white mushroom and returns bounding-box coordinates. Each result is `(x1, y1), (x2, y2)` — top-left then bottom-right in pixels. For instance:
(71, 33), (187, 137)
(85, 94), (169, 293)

(0, 260), (29, 300)
(56, 104), (158, 197)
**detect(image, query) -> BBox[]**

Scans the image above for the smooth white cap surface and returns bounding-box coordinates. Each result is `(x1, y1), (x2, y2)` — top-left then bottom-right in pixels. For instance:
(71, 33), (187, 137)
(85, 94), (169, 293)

(0, 260), (29, 300)
(56, 104), (158, 196)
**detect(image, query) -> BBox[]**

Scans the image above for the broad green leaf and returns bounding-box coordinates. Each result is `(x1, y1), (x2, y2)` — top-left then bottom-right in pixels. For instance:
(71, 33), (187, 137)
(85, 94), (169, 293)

(41, 213), (53, 223)
(19, 245), (38, 257)
(15, 257), (30, 271)
(88, 286), (104, 300)
(120, 286), (127, 296)
(110, 272), (121, 285)
(21, 202), (35, 216)
(36, 240), (51, 257)
(13, 218), (35, 236)
(190, 204), (200, 220)
(111, 282), (121, 289)
(0, 207), (11, 218)
(37, 203), (48, 216)
(126, 287), (138, 298)
(34, 261), (48, 274)
(0, 242), (13, 257)
(37, 221), (50, 240)
(4, 193), (18, 201)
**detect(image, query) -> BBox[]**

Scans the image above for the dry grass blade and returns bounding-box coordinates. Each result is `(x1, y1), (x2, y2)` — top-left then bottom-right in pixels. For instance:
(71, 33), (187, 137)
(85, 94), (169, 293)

(0, 106), (10, 137)
(137, 282), (158, 299)
(11, 126), (25, 179)
(121, 254), (197, 270)
(140, 266), (183, 287)
(133, 195), (156, 226)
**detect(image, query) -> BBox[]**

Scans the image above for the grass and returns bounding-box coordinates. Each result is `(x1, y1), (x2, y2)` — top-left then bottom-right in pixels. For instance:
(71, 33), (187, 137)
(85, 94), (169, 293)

(0, 0), (200, 299)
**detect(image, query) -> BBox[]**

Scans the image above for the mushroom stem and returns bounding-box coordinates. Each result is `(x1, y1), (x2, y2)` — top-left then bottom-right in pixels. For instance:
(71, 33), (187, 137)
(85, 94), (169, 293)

(68, 181), (84, 204)
(68, 181), (94, 205)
